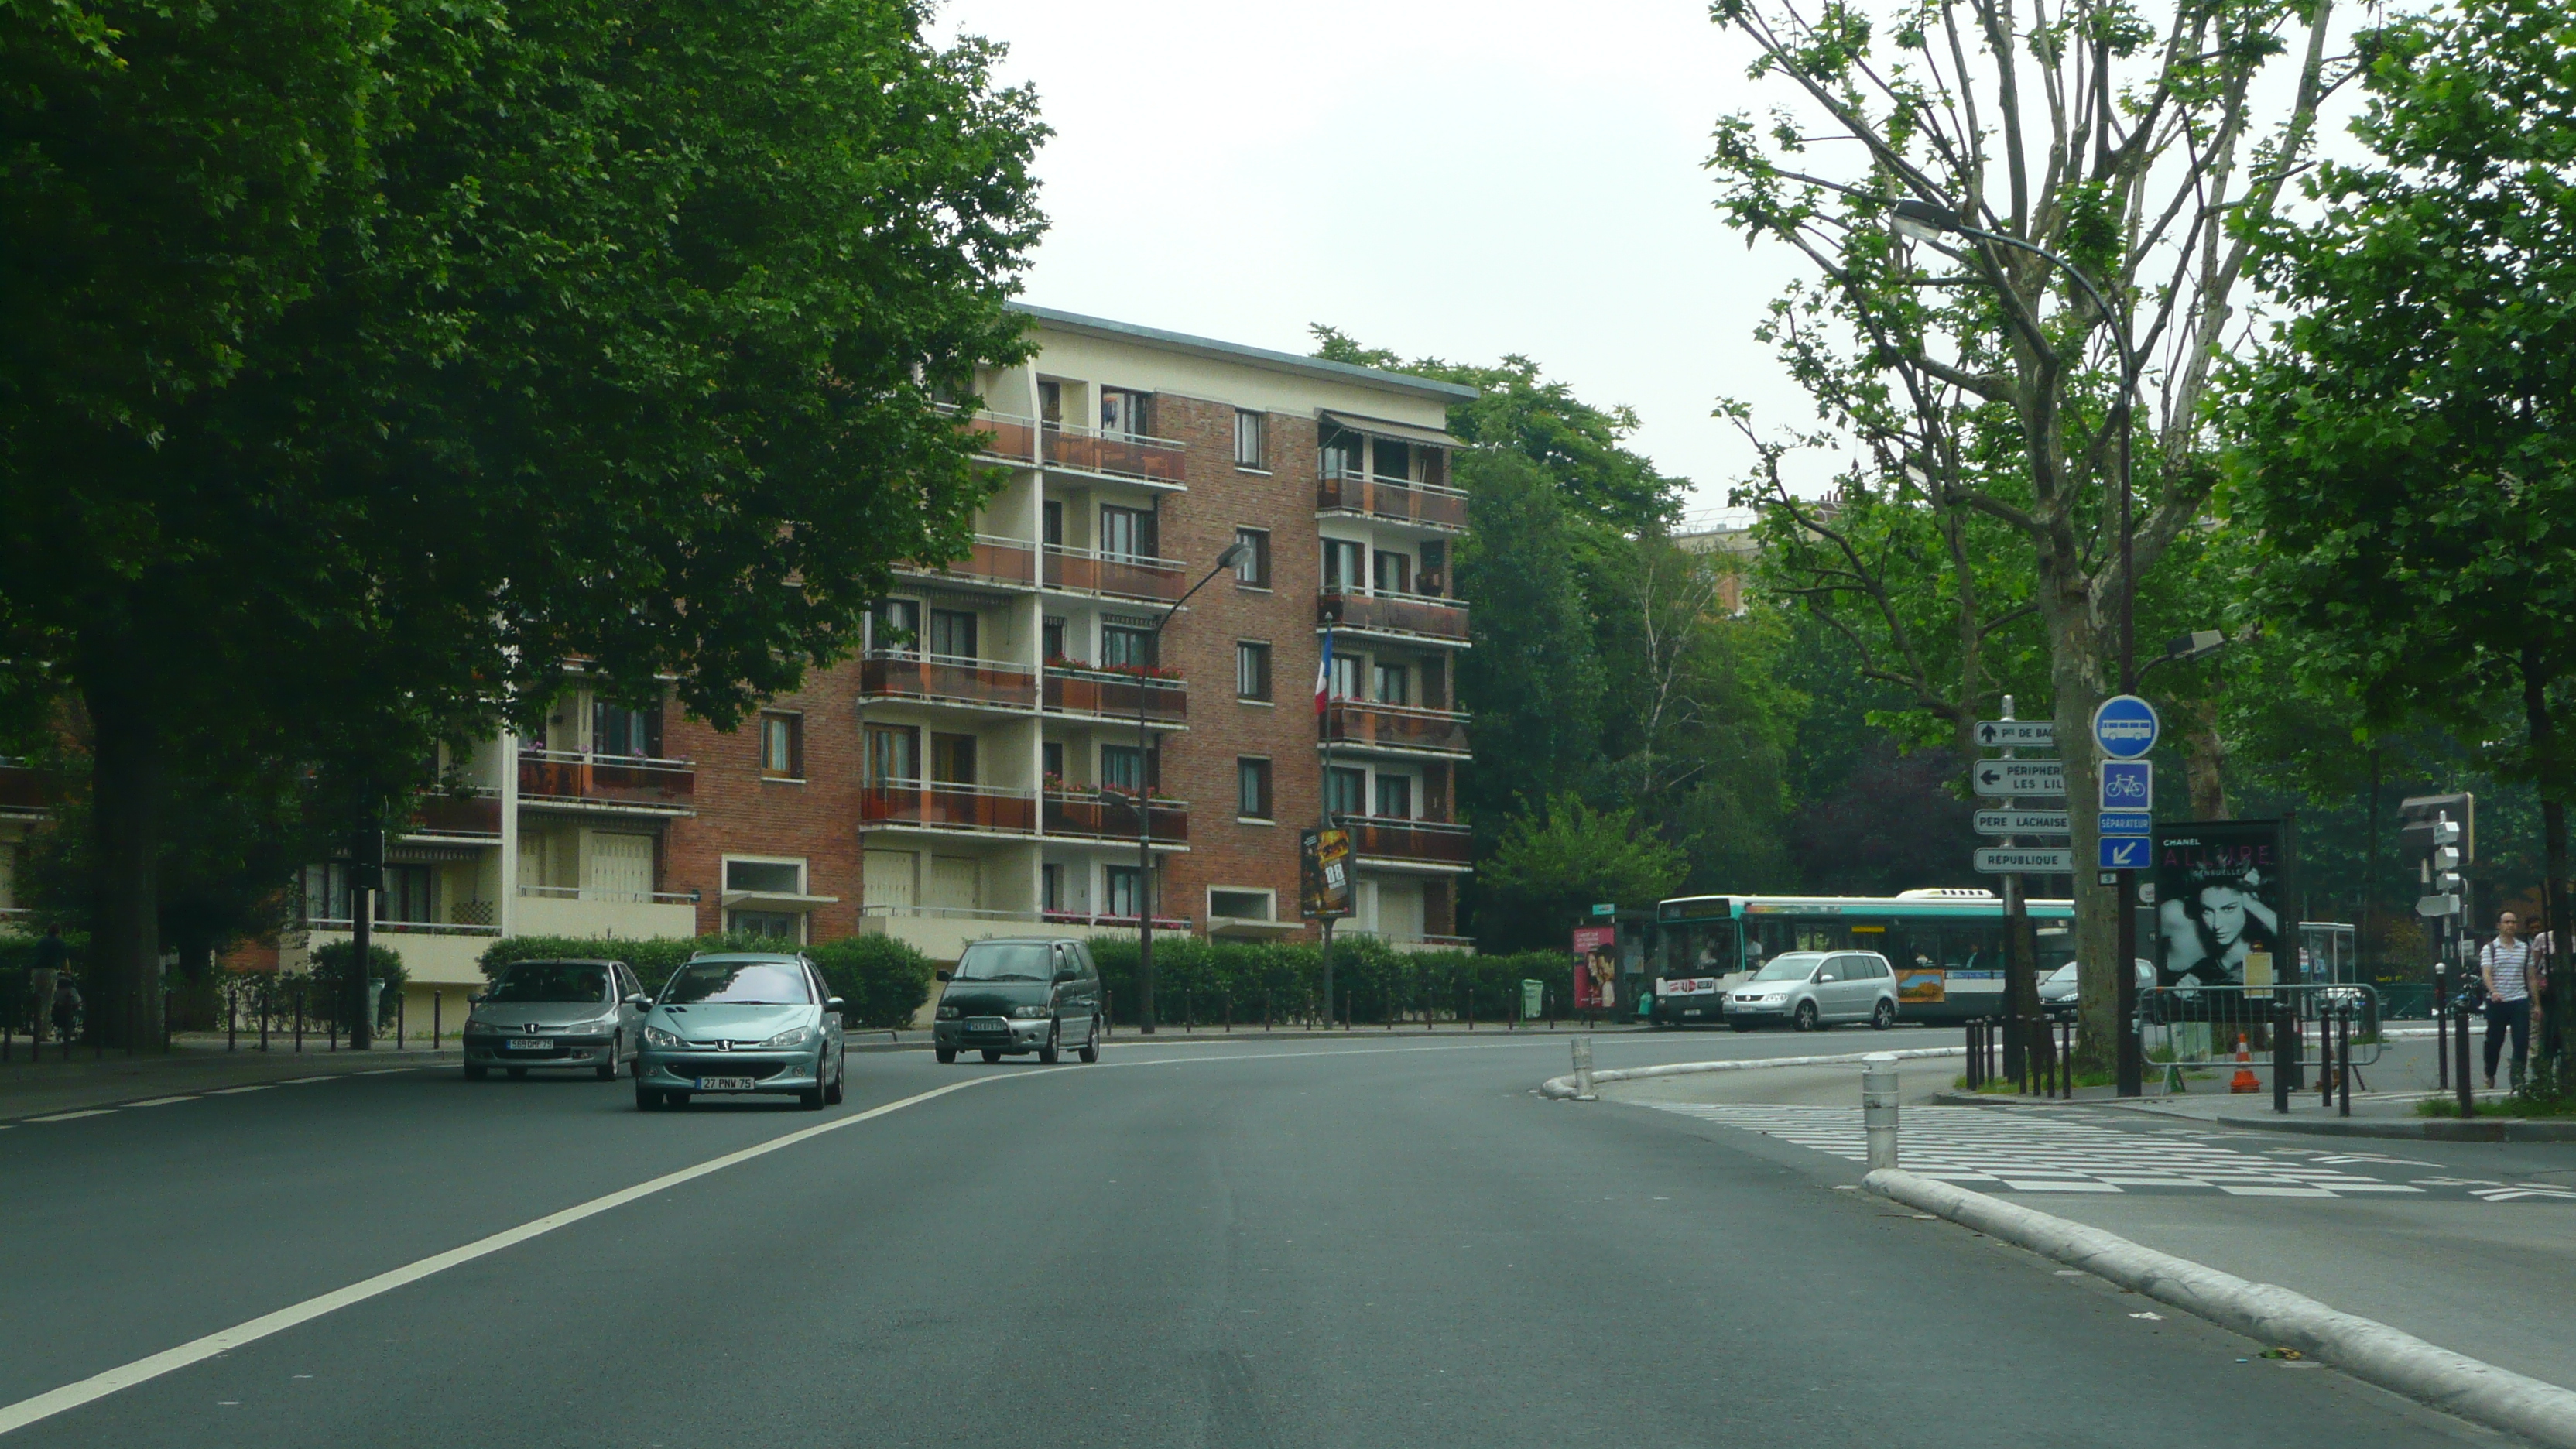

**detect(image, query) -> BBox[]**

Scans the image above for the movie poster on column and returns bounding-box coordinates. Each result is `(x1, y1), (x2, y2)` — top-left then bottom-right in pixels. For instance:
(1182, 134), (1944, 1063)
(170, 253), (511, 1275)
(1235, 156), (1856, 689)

(1571, 926), (1617, 1011)
(2150, 820), (2289, 990)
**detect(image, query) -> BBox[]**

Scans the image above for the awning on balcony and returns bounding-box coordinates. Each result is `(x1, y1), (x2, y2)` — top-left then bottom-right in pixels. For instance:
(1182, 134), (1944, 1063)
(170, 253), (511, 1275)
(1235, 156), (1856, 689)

(719, 890), (841, 913)
(1209, 916), (1306, 940)
(1317, 411), (1465, 452)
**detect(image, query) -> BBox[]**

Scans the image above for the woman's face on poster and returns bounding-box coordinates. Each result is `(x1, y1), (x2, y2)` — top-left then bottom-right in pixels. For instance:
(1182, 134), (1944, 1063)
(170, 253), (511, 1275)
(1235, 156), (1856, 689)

(2197, 885), (2249, 947)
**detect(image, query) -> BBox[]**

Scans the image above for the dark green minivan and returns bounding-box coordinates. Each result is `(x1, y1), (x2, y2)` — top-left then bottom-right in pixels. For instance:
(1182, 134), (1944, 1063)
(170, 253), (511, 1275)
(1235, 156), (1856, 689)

(931, 937), (1104, 1064)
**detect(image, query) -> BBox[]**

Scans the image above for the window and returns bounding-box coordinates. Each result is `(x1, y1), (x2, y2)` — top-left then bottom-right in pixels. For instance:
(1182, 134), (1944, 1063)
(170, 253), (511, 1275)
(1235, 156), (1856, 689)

(873, 598), (920, 653)
(1375, 774), (1413, 819)
(1043, 615), (1067, 661)
(759, 712), (803, 779)
(724, 858), (803, 893)
(1041, 863), (1066, 913)
(1374, 550), (1412, 596)
(1102, 615), (1157, 670)
(1329, 653), (1363, 701)
(1372, 438), (1413, 481)
(1237, 758), (1273, 820)
(1322, 538), (1365, 591)
(1322, 426), (1362, 478)
(1420, 541), (1447, 596)
(1373, 663), (1409, 706)
(930, 732), (977, 784)
(724, 910), (805, 940)
(1233, 527), (1271, 587)
(866, 724), (918, 783)
(927, 608), (978, 660)
(1102, 743), (1151, 793)
(1236, 642), (1273, 701)
(1211, 889), (1273, 922)
(1105, 865), (1145, 919)
(1101, 388), (1149, 438)
(591, 699), (663, 759)
(1038, 379), (1063, 424)
(1324, 766), (1366, 818)
(1043, 741), (1064, 782)
(1234, 409), (1268, 469)
(1100, 504), (1155, 560)
(1043, 500), (1064, 546)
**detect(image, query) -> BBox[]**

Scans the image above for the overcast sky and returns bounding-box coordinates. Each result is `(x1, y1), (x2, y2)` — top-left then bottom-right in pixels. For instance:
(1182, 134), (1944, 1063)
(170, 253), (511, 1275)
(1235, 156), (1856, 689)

(937, 0), (1799, 526)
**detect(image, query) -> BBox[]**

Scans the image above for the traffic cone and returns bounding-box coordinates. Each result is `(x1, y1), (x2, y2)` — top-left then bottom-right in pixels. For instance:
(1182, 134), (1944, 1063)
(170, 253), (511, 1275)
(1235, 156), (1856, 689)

(2229, 1033), (2261, 1094)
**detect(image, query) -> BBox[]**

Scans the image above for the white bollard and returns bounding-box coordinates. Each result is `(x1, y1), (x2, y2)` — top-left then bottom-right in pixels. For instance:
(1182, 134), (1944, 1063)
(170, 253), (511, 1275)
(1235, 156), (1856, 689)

(1572, 1036), (1596, 1100)
(1862, 1052), (1899, 1170)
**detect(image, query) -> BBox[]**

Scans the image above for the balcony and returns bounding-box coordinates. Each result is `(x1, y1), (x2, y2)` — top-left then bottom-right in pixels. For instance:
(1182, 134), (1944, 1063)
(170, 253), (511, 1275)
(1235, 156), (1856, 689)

(1042, 421), (1187, 488)
(860, 651), (1038, 711)
(1042, 909), (1194, 931)
(931, 406), (1040, 466)
(410, 790), (503, 840)
(1343, 815), (1474, 868)
(1043, 663), (1187, 725)
(1317, 469), (1468, 533)
(897, 534), (1037, 591)
(1321, 701), (1471, 759)
(517, 750), (696, 814)
(860, 779), (1036, 835)
(1043, 788), (1189, 844)
(1318, 587), (1470, 646)
(1043, 543), (1187, 604)
(0, 760), (54, 816)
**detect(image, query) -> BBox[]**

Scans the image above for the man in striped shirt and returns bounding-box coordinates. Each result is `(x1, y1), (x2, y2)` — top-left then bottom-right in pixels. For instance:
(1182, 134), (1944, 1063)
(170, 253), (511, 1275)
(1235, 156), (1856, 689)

(2482, 910), (2535, 1090)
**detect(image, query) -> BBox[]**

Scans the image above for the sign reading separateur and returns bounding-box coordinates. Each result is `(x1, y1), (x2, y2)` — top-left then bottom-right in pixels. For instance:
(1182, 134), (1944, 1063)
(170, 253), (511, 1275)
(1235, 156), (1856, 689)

(1975, 846), (2074, 873)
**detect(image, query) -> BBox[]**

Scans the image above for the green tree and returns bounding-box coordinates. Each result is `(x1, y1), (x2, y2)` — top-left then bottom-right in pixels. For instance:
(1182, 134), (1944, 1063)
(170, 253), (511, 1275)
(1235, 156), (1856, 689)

(1455, 451), (1606, 835)
(2224, 0), (2576, 1059)
(1478, 796), (1687, 951)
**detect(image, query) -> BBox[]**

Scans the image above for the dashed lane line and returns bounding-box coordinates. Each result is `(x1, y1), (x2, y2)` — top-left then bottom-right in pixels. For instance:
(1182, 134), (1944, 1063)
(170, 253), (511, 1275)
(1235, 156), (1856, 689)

(123, 1098), (197, 1108)
(24, 1110), (114, 1123)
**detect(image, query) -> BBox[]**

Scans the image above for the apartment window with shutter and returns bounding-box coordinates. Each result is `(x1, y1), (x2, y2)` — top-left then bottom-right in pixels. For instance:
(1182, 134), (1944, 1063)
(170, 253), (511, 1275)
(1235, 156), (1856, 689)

(759, 713), (804, 779)
(1374, 550), (1413, 596)
(1375, 773), (1413, 819)
(1233, 527), (1271, 588)
(1043, 615), (1067, 663)
(1322, 539), (1365, 591)
(1043, 500), (1064, 546)
(1101, 504), (1155, 561)
(1374, 663), (1410, 707)
(1235, 642), (1273, 701)
(927, 608), (978, 660)
(1234, 410), (1268, 470)
(1101, 615), (1157, 670)
(1324, 766), (1367, 818)
(1101, 388), (1149, 438)
(873, 598), (921, 653)
(1237, 758), (1273, 820)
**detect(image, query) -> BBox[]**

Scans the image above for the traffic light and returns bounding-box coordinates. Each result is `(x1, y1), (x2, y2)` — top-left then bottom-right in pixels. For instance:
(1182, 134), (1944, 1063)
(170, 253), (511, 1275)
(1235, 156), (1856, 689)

(2400, 793), (2474, 918)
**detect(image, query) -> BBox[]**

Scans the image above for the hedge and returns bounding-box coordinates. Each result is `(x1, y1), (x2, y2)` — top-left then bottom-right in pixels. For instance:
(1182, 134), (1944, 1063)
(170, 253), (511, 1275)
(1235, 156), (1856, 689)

(474, 932), (936, 1030)
(1082, 936), (1571, 1028)
(310, 940), (408, 1030)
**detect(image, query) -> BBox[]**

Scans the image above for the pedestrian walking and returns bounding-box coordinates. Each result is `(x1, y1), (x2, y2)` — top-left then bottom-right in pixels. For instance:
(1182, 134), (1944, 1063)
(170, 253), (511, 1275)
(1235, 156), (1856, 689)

(26, 925), (67, 1043)
(2482, 909), (2534, 1090)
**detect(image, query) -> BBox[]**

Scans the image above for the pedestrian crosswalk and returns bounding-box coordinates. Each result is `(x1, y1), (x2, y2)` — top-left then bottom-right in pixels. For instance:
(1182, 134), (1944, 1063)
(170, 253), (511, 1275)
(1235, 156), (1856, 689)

(1645, 1103), (2430, 1197)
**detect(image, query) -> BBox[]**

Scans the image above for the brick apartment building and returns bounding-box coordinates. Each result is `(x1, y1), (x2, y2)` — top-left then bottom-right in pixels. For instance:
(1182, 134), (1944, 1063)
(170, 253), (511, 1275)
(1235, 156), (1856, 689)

(252, 304), (1482, 1020)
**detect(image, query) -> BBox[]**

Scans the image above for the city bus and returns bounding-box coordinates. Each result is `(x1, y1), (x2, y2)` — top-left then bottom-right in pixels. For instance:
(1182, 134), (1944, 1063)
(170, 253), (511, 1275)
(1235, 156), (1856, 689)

(1646, 889), (2077, 1026)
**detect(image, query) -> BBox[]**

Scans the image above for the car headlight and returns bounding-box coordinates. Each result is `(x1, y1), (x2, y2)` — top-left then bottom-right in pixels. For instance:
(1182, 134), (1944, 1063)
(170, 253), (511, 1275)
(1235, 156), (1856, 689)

(758, 1025), (814, 1049)
(1009, 1004), (1050, 1019)
(643, 1025), (683, 1048)
(935, 1004), (959, 1020)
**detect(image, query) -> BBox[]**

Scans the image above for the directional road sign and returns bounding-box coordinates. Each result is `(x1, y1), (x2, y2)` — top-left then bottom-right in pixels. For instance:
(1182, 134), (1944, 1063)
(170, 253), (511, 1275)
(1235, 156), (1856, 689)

(2099, 836), (2151, 871)
(2100, 760), (2152, 810)
(2099, 812), (2153, 835)
(1975, 808), (2070, 836)
(2092, 694), (2160, 760)
(1971, 759), (2066, 797)
(1975, 847), (2075, 873)
(2417, 893), (2461, 919)
(1975, 719), (2057, 749)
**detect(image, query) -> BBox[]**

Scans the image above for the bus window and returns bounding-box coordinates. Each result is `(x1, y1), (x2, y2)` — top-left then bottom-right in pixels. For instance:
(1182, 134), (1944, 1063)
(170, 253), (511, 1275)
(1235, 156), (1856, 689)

(2033, 926), (2075, 972)
(1652, 920), (1740, 976)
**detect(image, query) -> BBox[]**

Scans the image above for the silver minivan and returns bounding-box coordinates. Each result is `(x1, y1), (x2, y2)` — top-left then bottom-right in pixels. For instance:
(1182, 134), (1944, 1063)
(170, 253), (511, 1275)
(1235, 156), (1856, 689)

(1728, 950), (1900, 1032)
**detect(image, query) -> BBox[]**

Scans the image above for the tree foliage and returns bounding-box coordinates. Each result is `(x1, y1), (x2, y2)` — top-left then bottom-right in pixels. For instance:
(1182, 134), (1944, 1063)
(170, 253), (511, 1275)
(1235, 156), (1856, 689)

(1478, 795), (1687, 948)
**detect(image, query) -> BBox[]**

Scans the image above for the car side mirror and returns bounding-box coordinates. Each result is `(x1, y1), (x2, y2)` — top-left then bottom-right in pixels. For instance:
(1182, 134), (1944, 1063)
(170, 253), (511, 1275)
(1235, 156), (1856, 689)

(827, 997), (845, 1012)
(468, 993), (486, 1006)
(934, 969), (952, 982)
(624, 993), (650, 1009)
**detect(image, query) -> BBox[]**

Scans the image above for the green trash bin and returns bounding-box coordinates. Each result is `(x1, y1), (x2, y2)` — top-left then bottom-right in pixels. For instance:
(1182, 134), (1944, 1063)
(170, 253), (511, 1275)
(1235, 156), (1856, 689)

(1521, 979), (1545, 1022)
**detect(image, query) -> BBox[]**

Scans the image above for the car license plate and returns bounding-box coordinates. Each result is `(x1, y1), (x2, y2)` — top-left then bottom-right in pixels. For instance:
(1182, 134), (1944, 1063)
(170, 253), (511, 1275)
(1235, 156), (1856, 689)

(697, 1076), (757, 1091)
(505, 1038), (553, 1050)
(968, 1017), (1007, 1033)
(1683, 1009), (1701, 1019)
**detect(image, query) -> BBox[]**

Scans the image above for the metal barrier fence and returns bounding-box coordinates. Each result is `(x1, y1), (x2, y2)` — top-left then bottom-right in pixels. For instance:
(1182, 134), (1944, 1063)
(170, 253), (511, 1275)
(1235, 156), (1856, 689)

(1964, 1015), (2076, 1098)
(2140, 983), (2382, 1069)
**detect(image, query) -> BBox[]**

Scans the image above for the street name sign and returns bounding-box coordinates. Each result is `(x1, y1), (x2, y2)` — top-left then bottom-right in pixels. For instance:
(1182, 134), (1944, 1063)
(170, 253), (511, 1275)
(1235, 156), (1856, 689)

(1971, 759), (2067, 797)
(2091, 694), (2160, 760)
(1975, 847), (2074, 873)
(1975, 808), (2070, 836)
(2100, 760), (2152, 810)
(1975, 719), (2057, 748)
(2099, 836), (2151, 870)
(2099, 812), (2153, 835)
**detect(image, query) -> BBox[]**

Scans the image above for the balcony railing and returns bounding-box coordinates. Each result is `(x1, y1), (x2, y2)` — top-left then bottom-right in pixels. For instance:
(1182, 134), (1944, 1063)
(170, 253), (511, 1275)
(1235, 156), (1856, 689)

(1321, 701), (1471, 757)
(860, 779), (1036, 834)
(897, 534), (1037, 590)
(964, 410), (1040, 464)
(305, 917), (502, 937)
(1043, 543), (1187, 603)
(1043, 663), (1187, 724)
(1341, 815), (1474, 866)
(1042, 421), (1187, 486)
(1317, 468), (1469, 532)
(0, 761), (55, 814)
(517, 885), (699, 906)
(861, 650), (1038, 711)
(1042, 909), (1194, 931)
(411, 791), (504, 838)
(518, 750), (696, 809)
(1043, 788), (1190, 843)
(1318, 586), (1470, 644)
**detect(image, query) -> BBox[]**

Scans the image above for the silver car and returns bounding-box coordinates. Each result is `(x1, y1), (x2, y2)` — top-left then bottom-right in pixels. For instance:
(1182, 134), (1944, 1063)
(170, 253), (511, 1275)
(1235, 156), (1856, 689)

(2041, 959), (2157, 1020)
(1727, 950), (1900, 1032)
(634, 953), (847, 1112)
(463, 958), (645, 1081)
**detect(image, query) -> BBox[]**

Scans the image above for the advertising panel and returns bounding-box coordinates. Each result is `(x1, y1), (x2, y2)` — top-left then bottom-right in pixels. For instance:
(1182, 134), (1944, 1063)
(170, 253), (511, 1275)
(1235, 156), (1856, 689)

(1571, 925), (1618, 1012)
(1299, 827), (1352, 920)
(2150, 819), (2289, 989)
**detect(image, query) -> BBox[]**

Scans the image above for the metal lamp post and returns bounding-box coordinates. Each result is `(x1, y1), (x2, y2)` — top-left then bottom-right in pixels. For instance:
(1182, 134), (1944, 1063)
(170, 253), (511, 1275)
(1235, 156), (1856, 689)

(1893, 197), (2149, 1094)
(1133, 540), (1250, 1035)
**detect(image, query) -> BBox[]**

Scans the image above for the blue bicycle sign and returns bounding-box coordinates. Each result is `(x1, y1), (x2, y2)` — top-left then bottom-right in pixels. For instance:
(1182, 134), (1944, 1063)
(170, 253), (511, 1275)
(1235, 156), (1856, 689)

(2100, 760), (2153, 810)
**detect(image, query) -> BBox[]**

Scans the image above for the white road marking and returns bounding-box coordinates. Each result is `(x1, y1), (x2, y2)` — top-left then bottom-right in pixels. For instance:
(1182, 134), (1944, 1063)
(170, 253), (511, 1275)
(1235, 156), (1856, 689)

(0, 1074), (1008, 1438)
(124, 1098), (196, 1108)
(207, 1087), (272, 1096)
(355, 1069), (412, 1077)
(26, 1110), (114, 1123)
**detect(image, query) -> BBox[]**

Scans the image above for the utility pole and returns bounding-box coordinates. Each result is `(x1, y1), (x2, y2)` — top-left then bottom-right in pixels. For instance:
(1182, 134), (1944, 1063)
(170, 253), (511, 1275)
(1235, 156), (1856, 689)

(350, 820), (383, 1051)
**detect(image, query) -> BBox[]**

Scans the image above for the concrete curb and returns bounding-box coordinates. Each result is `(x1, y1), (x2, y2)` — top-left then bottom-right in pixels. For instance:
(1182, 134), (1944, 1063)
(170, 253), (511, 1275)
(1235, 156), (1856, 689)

(1539, 1045), (1966, 1100)
(1865, 1166), (2576, 1447)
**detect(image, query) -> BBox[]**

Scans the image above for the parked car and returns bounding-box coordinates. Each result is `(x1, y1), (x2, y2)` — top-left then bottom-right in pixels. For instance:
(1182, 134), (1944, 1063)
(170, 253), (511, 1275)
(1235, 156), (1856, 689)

(463, 958), (644, 1081)
(931, 938), (1104, 1064)
(2040, 959), (2157, 1020)
(1728, 950), (1899, 1032)
(633, 954), (847, 1111)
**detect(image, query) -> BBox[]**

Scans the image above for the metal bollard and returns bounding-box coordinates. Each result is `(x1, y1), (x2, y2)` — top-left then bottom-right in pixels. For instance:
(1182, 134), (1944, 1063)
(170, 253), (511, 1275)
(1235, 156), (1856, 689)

(1862, 1053), (1899, 1170)
(2338, 1008), (2353, 1118)
(2454, 998), (2475, 1118)
(1571, 1036), (1596, 1100)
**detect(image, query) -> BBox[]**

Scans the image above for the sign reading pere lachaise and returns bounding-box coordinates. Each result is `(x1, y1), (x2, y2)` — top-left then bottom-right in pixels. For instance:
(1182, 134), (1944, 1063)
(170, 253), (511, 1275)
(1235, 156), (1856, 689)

(2150, 820), (2289, 990)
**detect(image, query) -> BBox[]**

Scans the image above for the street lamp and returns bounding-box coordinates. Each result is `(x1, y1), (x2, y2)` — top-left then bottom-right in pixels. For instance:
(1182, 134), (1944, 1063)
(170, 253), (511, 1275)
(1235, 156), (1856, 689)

(1132, 539), (1249, 1034)
(1893, 195), (2150, 1094)
(2139, 630), (2227, 681)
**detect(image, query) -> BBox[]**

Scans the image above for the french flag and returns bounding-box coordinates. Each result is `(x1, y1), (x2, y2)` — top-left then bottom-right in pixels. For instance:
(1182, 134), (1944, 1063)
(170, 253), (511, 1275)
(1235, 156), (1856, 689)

(1314, 630), (1334, 715)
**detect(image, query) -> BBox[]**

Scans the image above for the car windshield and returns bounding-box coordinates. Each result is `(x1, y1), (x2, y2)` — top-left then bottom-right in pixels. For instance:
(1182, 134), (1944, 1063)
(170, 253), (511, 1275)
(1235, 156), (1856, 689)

(662, 961), (812, 1005)
(487, 963), (612, 1003)
(2045, 964), (2078, 985)
(1750, 953), (1824, 982)
(953, 943), (1052, 981)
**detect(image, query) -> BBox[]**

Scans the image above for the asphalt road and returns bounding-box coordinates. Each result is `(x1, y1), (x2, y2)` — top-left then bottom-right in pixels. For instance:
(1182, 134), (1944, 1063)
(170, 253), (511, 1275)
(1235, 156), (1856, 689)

(0, 1027), (2506, 1446)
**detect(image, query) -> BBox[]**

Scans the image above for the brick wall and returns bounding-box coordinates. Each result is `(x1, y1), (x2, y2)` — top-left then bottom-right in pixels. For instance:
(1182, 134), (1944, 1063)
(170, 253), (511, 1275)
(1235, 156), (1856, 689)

(662, 659), (868, 941)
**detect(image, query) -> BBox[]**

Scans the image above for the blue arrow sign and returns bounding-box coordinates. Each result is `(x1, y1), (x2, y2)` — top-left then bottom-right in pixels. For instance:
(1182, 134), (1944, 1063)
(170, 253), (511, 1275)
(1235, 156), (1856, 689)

(2099, 812), (2153, 834)
(2092, 694), (2160, 760)
(2100, 835), (2151, 870)
(2101, 760), (2153, 810)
